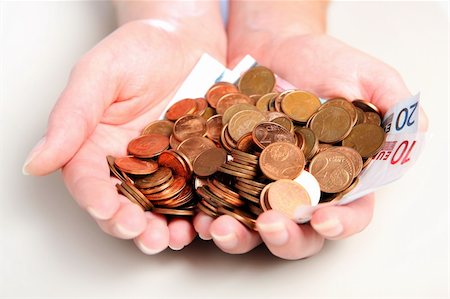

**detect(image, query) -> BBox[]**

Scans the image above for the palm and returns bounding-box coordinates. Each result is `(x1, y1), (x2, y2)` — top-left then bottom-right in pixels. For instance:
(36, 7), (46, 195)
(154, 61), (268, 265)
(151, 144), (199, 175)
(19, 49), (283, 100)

(232, 34), (409, 112)
(46, 21), (226, 250)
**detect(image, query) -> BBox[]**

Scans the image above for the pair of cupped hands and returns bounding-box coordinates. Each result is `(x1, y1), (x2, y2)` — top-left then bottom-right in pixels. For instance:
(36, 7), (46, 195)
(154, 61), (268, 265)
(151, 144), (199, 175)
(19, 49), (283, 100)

(23, 15), (426, 260)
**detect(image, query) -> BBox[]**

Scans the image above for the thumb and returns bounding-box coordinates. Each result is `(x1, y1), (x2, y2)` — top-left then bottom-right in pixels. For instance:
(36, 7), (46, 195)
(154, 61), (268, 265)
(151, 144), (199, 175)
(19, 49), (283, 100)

(23, 59), (116, 176)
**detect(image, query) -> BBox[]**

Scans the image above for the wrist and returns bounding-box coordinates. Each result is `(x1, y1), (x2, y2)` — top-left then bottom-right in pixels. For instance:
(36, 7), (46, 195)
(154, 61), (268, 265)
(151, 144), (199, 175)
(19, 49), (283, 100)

(228, 0), (328, 39)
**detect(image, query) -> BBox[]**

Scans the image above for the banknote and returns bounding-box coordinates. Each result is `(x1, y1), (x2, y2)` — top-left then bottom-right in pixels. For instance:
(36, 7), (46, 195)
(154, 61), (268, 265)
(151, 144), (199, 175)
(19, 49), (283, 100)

(160, 53), (426, 222)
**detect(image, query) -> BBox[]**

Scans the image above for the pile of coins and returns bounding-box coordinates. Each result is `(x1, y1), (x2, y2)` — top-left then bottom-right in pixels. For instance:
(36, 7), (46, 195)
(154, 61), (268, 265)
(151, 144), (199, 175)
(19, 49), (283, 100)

(107, 65), (386, 229)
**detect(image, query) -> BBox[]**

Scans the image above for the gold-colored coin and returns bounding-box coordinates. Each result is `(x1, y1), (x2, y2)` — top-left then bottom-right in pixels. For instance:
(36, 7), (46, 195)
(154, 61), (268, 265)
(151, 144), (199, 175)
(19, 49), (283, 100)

(222, 103), (259, 125)
(364, 111), (382, 126)
(280, 90), (321, 122)
(256, 92), (277, 112)
(342, 123), (386, 158)
(228, 109), (267, 142)
(321, 98), (357, 126)
(238, 66), (276, 96)
(141, 120), (174, 137)
(295, 127), (319, 160)
(309, 106), (353, 143)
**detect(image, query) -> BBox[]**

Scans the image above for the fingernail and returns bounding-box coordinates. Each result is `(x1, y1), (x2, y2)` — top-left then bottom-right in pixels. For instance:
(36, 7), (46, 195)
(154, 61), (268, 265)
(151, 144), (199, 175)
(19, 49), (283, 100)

(312, 218), (343, 238)
(135, 240), (164, 255)
(211, 231), (238, 250)
(198, 233), (212, 241)
(257, 221), (289, 246)
(22, 137), (46, 175)
(86, 206), (110, 221)
(169, 244), (184, 251)
(114, 223), (140, 239)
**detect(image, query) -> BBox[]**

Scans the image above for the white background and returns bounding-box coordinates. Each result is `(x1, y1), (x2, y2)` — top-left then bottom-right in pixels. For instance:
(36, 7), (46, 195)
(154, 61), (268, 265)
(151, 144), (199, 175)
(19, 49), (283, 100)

(1, 1), (448, 298)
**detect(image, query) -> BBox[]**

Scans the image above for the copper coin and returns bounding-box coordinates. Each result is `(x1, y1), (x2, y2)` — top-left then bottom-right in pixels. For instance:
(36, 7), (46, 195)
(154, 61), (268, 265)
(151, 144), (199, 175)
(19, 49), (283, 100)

(207, 181), (245, 207)
(201, 186), (237, 209)
(171, 150), (193, 178)
(216, 92), (253, 115)
(294, 131), (305, 151)
(152, 207), (194, 216)
(364, 111), (382, 126)
(193, 147), (227, 177)
(206, 82), (239, 108)
(259, 142), (305, 180)
(252, 122), (296, 149)
(235, 182), (261, 197)
(194, 98), (208, 116)
(281, 90), (321, 122)
(259, 182), (274, 211)
(309, 150), (355, 193)
(206, 114), (223, 142)
(217, 166), (254, 179)
(165, 98), (197, 121)
(220, 124), (235, 153)
(227, 160), (258, 172)
(328, 146), (363, 178)
(236, 132), (258, 153)
(238, 66), (276, 96)
(139, 176), (175, 195)
(114, 156), (158, 175)
(177, 136), (216, 163)
(169, 134), (181, 149)
(342, 123), (386, 158)
(157, 150), (190, 179)
(231, 149), (259, 161)
(221, 163), (258, 176)
(352, 99), (381, 115)
(123, 181), (154, 210)
(173, 114), (207, 141)
(134, 167), (172, 189)
(217, 207), (256, 230)
(152, 185), (193, 207)
(116, 183), (142, 209)
(146, 176), (186, 200)
(197, 200), (219, 218)
(236, 177), (267, 189)
(228, 109), (267, 142)
(127, 134), (170, 158)
(340, 177), (359, 196)
(267, 179), (311, 219)
(211, 178), (240, 198)
(107, 155), (129, 183)
(141, 120), (174, 137)
(238, 190), (263, 205)
(309, 106), (353, 143)
(321, 98), (357, 126)
(248, 203), (264, 217)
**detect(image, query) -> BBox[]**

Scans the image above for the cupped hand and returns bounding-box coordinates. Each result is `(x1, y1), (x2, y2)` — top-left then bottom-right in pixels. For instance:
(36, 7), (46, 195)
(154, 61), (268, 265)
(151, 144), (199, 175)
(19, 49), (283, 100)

(23, 20), (226, 253)
(194, 33), (428, 259)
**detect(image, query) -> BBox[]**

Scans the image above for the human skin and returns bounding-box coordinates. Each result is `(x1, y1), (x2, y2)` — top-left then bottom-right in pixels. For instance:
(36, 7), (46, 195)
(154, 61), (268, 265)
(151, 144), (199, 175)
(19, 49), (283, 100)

(193, 0), (428, 260)
(23, 1), (428, 259)
(23, 0), (226, 253)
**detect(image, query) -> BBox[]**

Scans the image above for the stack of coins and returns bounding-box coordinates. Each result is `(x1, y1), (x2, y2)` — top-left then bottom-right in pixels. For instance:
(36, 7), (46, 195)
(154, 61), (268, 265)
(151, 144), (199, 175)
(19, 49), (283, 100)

(107, 65), (386, 228)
